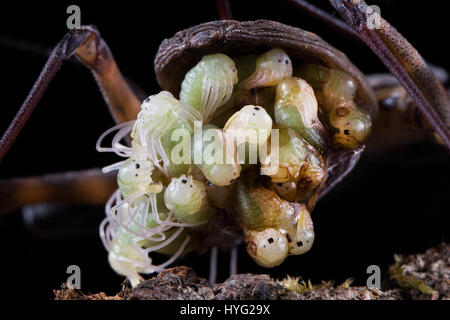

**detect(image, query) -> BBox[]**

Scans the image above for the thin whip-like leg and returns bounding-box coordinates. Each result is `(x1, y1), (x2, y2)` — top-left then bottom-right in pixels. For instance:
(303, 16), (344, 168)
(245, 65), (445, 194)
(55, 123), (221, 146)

(0, 35), (148, 102)
(286, 0), (362, 43)
(0, 168), (116, 215)
(229, 246), (238, 276)
(216, 0), (232, 20)
(0, 25), (141, 163)
(289, 0), (450, 148)
(209, 246), (218, 284)
(327, 0), (450, 148)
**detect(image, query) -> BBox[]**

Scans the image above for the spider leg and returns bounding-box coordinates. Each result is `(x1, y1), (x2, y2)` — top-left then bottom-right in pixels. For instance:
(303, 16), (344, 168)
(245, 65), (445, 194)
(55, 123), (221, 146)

(286, 0), (362, 43)
(209, 246), (218, 284)
(327, 0), (450, 149)
(0, 36), (148, 102)
(216, 0), (232, 20)
(0, 25), (141, 163)
(0, 168), (116, 215)
(365, 71), (449, 151)
(289, 0), (449, 149)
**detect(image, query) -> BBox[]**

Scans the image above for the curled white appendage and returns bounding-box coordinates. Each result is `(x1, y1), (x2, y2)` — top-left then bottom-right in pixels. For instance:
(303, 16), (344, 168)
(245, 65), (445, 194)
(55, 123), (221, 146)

(201, 77), (235, 123)
(154, 137), (170, 172)
(149, 193), (207, 228)
(106, 188), (204, 246)
(99, 91), (201, 179)
(133, 91), (201, 175)
(96, 121), (135, 157)
(241, 48), (292, 90)
(141, 235), (191, 273)
(99, 217), (115, 252)
(103, 189), (195, 286)
(180, 53), (237, 123)
(102, 161), (126, 174)
(100, 137), (149, 175)
(180, 101), (203, 126)
(108, 193), (166, 241)
(143, 226), (184, 253)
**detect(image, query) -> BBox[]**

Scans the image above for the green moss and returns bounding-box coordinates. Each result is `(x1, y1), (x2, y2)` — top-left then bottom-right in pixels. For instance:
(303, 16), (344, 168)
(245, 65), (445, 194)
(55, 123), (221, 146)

(389, 254), (436, 295)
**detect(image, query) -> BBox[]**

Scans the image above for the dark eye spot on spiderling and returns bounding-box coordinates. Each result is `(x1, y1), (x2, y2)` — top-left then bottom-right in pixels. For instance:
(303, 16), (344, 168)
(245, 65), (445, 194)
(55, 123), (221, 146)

(297, 241), (303, 247)
(254, 107), (260, 110)
(344, 129), (350, 135)
(252, 113), (255, 116)
(286, 233), (292, 243)
(277, 183), (282, 186)
(268, 237), (274, 244)
(284, 59), (289, 64)
(135, 163), (140, 169)
(190, 185), (193, 188)
(135, 174), (138, 177)
(278, 59), (282, 63)
(182, 179), (187, 184)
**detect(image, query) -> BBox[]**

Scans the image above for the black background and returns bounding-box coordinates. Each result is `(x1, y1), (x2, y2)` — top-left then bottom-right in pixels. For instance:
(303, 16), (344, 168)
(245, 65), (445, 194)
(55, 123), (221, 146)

(0, 0), (448, 300)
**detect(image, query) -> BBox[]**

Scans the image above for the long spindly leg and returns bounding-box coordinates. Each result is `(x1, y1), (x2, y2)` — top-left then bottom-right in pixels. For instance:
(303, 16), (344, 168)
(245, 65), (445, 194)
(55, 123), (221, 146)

(216, 0), (233, 20)
(327, 0), (450, 148)
(367, 83), (427, 151)
(289, 0), (450, 149)
(0, 169), (116, 215)
(365, 71), (449, 151)
(287, 0), (362, 43)
(0, 25), (141, 162)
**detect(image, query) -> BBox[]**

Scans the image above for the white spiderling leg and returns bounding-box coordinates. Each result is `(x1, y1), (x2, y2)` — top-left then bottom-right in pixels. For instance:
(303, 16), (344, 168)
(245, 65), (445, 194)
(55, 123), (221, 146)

(99, 218), (112, 251)
(144, 226), (184, 253)
(180, 101), (203, 123)
(154, 136), (170, 170)
(111, 123), (134, 156)
(205, 82), (220, 121)
(154, 235), (190, 271)
(147, 137), (165, 174)
(102, 160), (126, 173)
(96, 121), (134, 153)
(150, 192), (207, 228)
(201, 86), (213, 119)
